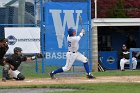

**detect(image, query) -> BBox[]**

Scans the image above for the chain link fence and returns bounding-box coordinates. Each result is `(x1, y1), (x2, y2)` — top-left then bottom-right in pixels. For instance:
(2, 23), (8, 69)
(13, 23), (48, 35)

(2, 0), (139, 79)
(4, 0), (139, 79)
(0, 0), (85, 79)
(0, 0), (39, 38)
(0, 0), (43, 79)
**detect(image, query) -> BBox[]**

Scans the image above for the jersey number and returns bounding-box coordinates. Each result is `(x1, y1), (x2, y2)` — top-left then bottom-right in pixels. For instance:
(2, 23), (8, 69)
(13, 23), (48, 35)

(68, 41), (71, 47)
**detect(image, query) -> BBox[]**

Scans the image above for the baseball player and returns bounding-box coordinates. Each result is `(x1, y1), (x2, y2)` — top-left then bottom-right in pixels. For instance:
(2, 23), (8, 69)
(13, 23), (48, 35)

(120, 44), (137, 71)
(49, 27), (95, 79)
(2, 47), (36, 82)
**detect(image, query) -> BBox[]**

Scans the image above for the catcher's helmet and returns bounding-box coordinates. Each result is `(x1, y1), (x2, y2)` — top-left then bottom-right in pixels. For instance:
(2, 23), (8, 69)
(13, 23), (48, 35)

(68, 27), (76, 36)
(14, 47), (22, 53)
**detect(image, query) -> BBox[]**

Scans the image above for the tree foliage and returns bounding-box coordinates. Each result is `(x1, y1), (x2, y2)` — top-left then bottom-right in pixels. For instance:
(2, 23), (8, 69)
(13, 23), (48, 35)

(91, 0), (140, 18)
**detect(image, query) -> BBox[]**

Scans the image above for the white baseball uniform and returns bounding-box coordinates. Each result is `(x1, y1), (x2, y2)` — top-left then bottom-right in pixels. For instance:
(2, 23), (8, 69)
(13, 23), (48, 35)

(120, 51), (137, 70)
(62, 32), (87, 71)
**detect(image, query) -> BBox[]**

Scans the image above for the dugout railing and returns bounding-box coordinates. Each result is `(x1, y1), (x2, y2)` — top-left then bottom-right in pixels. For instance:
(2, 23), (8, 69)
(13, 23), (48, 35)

(130, 48), (140, 69)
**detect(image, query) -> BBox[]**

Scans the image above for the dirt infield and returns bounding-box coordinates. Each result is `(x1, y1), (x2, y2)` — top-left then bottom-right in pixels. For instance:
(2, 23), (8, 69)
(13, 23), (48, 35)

(1, 76), (140, 87)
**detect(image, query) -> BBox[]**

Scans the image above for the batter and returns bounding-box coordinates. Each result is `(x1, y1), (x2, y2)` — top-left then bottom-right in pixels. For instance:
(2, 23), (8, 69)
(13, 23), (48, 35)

(49, 27), (95, 79)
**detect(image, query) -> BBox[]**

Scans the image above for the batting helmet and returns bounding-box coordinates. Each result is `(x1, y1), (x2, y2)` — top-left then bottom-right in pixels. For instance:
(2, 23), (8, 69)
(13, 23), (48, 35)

(68, 27), (76, 36)
(14, 47), (22, 53)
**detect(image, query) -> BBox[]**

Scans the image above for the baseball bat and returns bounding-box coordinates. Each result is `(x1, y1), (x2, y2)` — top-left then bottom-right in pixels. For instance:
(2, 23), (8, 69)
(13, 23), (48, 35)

(79, 15), (84, 29)
(79, 15), (85, 35)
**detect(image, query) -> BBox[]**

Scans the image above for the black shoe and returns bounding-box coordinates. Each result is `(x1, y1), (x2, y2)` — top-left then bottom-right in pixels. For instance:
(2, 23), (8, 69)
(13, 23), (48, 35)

(49, 72), (55, 79)
(86, 74), (95, 79)
(6, 77), (12, 80)
(121, 69), (125, 71)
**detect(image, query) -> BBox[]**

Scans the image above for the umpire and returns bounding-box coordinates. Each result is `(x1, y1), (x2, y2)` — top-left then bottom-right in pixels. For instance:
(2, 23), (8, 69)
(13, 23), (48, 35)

(0, 38), (10, 82)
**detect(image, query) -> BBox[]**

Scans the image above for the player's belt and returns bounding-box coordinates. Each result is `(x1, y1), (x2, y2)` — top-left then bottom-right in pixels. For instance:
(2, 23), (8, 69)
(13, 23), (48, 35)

(68, 51), (76, 53)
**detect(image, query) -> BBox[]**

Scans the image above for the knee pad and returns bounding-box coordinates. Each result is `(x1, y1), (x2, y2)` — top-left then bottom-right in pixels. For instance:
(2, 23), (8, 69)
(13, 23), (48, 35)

(2, 65), (10, 79)
(2, 69), (9, 79)
(3, 64), (10, 71)
(17, 73), (25, 80)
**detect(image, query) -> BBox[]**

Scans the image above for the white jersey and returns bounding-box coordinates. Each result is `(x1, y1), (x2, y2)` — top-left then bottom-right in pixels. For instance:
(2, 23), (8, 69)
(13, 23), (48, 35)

(62, 32), (87, 72)
(67, 33), (83, 52)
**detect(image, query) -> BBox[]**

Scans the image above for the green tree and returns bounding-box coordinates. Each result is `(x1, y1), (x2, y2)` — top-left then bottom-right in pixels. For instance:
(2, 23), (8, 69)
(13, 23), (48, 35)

(109, 0), (127, 18)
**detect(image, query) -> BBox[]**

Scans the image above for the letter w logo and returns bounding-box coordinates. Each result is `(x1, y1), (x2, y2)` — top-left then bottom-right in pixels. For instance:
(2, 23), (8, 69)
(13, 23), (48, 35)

(49, 10), (82, 48)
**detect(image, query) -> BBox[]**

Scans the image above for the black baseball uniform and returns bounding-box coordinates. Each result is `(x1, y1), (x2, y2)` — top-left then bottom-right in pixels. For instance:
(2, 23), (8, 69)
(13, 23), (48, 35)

(5, 54), (27, 80)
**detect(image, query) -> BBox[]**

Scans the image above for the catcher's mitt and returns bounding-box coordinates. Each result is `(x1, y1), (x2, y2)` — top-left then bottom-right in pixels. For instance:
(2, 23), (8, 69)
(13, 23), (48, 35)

(36, 53), (44, 58)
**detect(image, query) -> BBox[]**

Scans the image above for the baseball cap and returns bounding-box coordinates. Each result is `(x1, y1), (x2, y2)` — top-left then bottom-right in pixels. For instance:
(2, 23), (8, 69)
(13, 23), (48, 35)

(68, 27), (76, 36)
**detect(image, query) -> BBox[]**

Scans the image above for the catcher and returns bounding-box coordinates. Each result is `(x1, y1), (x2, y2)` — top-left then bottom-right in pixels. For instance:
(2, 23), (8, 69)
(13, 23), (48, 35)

(0, 38), (10, 81)
(3, 47), (37, 82)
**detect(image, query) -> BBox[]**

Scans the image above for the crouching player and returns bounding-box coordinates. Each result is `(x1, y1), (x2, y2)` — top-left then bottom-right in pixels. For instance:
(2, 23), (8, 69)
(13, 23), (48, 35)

(2, 47), (36, 82)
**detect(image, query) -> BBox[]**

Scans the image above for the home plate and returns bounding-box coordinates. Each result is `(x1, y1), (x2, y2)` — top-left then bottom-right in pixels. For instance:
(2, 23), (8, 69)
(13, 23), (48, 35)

(25, 80), (45, 83)
(24, 80), (34, 82)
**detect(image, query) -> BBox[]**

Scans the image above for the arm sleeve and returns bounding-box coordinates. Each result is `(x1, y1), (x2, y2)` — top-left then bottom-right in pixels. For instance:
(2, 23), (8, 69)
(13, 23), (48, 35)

(77, 32), (84, 41)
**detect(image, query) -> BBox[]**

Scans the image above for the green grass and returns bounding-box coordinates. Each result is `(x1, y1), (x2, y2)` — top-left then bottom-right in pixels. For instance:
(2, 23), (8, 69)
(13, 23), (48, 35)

(0, 61), (61, 78)
(44, 83), (140, 93)
(21, 67), (140, 79)
(1, 61), (140, 78)
(1, 83), (140, 93)
(94, 69), (140, 76)
(1, 61), (140, 93)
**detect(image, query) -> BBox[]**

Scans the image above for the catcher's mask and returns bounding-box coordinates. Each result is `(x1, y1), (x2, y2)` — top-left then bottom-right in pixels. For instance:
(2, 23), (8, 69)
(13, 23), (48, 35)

(68, 27), (76, 36)
(14, 47), (22, 54)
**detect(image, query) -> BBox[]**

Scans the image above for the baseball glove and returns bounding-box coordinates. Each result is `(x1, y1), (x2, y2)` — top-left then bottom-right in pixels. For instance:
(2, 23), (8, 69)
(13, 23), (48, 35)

(36, 53), (44, 58)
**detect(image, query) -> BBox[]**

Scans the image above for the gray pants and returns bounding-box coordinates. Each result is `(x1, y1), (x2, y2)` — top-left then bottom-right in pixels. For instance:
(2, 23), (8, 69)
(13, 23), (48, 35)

(2, 64), (10, 80)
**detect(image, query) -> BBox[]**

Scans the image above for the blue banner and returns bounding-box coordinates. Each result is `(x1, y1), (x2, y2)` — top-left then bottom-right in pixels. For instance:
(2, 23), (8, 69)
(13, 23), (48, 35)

(44, 2), (91, 66)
